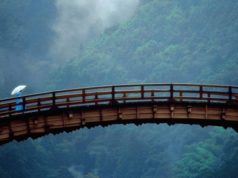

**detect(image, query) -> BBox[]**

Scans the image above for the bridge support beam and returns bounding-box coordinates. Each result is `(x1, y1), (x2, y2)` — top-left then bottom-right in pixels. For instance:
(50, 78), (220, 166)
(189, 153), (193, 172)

(0, 102), (238, 145)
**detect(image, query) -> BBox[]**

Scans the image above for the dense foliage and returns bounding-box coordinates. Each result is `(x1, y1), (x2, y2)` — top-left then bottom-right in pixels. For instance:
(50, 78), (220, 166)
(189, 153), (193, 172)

(0, 0), (238, 178)
(55, 0), (238, 87)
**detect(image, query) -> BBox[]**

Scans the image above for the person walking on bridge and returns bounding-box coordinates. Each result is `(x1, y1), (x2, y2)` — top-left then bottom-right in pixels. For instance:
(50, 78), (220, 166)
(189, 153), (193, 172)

(11, 85), (26, 111)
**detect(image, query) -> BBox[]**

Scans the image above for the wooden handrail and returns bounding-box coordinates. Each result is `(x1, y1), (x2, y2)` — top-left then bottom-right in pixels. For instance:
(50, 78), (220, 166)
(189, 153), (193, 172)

(1, 83), (238, 118)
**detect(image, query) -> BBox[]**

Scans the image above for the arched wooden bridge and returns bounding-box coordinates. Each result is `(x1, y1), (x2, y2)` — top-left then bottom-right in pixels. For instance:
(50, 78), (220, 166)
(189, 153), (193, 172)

(1, 83), (238, 145)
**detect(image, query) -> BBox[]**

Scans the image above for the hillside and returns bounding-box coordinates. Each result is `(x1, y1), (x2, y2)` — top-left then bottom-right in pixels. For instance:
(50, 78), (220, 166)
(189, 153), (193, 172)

(54, 0), (238, 88)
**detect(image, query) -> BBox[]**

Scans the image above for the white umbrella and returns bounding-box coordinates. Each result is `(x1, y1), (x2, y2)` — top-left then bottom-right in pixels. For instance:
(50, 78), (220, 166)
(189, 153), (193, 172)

(11, 85), (27, 95)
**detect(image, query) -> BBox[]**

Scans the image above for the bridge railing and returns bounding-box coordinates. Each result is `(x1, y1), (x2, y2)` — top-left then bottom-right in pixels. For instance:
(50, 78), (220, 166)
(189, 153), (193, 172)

(1, 83), (238, 118)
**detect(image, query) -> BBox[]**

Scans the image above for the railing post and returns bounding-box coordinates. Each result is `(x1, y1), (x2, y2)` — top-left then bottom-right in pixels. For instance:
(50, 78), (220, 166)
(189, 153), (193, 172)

(229, 86), (232, 102)
(170, 84), (174, 101)
(95, 93), (98, 105)
(199, 86), (203, 99)
(37, 98), (41, 112)
(52, 92), (56, 107)
(141, 85), (144, 99)
(66, 98), (70, 108)
(112, 86), (115, 100)
(9, 104), (12, 117)
(110, 86), (118, 105)
(82, 89), (85, 102)
(179, 91), (183, 102)
(151, 90), (154, 102)
(208, 92), (211, 103)
(22, 96), (26, 111)
(123, 92), (127, 104)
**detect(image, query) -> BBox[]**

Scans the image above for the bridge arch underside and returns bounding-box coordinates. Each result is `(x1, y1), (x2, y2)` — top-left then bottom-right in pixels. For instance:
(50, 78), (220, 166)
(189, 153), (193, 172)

(1, 101), (238, 145)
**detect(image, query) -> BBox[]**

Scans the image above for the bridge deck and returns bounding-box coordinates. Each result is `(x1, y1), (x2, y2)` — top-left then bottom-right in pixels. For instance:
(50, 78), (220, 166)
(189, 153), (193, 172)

(0, 83), (238, 145)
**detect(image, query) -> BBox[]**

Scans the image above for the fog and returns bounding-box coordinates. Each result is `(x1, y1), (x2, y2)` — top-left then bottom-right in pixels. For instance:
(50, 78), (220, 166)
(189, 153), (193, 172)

(52, 0), (140, 60)
(0, 0), (140, 97)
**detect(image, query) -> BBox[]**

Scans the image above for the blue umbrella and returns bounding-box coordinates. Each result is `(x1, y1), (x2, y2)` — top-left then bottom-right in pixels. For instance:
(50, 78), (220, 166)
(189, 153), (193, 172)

(11, 85), (27, 95)
(11, 85), (27, 111)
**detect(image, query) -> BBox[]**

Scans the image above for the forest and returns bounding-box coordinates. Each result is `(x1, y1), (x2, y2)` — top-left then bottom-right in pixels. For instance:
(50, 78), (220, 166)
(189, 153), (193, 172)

(0, 0), (238, 177)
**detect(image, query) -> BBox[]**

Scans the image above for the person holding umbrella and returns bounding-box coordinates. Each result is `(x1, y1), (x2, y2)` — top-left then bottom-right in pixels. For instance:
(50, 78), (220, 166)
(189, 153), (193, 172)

(11, 85), (27, 111)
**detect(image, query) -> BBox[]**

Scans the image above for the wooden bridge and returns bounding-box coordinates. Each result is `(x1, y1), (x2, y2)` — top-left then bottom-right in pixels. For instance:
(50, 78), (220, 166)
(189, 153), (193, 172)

(1, 83), (238, 145)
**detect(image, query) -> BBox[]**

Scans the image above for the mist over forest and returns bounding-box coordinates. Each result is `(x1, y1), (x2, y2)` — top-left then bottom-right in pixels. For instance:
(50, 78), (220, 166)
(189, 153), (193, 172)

(0, 0), (238, 178)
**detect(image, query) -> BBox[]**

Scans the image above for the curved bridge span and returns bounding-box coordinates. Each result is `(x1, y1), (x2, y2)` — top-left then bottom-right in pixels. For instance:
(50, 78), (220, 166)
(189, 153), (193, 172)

(1, 83), (238, 145)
